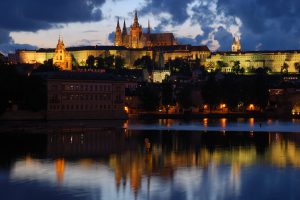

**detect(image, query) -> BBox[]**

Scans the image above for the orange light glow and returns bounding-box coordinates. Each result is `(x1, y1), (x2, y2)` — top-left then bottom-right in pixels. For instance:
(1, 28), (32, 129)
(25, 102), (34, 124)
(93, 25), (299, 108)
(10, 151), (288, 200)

(220, 104), (226, 109)
(249, 104), (254, 111)
(124, 106), (129, 113)
(55, 159), (65, 183)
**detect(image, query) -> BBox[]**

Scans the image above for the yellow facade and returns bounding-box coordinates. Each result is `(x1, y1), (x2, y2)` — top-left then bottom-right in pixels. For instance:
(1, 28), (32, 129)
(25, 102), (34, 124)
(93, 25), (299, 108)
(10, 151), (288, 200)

(206, 51), (300, 73)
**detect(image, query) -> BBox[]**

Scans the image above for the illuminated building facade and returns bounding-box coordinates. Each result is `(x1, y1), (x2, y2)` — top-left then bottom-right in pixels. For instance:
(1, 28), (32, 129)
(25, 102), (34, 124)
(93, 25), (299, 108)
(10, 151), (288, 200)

(231, 37), (241, 52)
(15, 45), (211, 69)
(115, 11), (177, 48)
(53, 36), (72, 70)
(206, 37), (300, 73)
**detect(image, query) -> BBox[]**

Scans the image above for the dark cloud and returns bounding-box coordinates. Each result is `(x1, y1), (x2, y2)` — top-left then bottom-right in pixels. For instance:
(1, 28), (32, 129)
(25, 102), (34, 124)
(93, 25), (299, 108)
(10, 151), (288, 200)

(108, 31), (115, 44)
(0, 0), (106, 53)
(140, 0), (193, 25)
(218, 0), (300, 50)
(0, 0), (105, 32)
(139, 0), (300, 51)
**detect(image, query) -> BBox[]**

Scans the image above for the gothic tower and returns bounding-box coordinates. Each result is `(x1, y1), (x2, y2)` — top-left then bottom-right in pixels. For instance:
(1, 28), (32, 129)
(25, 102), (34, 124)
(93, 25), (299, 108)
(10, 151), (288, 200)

(147, 20), (151, 34)
(232, 37), (241, 52)
(130, 11), (143, 48)
(53, 35), (72, 70)
(114, 18), (122, 46)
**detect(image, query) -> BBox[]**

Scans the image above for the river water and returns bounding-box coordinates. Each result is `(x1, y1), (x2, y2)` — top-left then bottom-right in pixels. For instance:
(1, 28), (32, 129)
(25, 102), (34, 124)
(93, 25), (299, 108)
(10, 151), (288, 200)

(0, 119), (300, 200)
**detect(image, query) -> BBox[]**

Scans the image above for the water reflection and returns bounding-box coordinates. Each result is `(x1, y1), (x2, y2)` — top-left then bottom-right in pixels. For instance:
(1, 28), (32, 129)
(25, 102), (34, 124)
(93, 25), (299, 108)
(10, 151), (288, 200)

(1, 128), (300, 200)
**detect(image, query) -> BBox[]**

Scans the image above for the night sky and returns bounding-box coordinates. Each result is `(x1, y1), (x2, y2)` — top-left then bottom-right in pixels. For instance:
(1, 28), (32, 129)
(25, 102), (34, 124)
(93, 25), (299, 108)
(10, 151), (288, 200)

(1, 0), (300, 54)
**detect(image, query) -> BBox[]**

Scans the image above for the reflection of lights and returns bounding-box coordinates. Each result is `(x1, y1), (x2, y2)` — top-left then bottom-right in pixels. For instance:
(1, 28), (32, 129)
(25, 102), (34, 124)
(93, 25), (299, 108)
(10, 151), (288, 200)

(220, 118), (227, 128)
(203, 118), (208, 128)
(249, 118), (255, 127)
(123, 120), (129, 129)
(267, 119), (272, 125)
(250, 131), (254, 137)
(55, 159), (65, 183)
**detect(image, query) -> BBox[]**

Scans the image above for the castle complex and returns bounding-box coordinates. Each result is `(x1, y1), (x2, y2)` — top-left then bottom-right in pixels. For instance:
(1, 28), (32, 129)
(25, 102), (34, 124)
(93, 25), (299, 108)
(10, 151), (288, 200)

(10, 11), (300, 73)
(115, 11), (177, 48)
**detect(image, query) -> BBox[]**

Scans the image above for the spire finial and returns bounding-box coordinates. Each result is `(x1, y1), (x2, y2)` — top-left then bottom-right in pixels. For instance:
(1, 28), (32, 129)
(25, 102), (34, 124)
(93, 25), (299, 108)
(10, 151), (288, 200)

(133, 10), (139, 27)
(147, 20), (151, 34)
(122, 19), (127, 35)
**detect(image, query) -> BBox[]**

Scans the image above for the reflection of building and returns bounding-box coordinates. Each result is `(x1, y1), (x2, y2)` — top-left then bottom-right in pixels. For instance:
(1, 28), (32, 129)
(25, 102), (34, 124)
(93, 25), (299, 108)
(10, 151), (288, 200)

(115, 11), (177, 48)
(10, 131), (300, 198)
(47, 72), (128, 120)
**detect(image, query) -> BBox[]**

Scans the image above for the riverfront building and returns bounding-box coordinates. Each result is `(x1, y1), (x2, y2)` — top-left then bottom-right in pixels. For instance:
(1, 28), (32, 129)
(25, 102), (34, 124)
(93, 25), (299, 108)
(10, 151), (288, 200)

(47, 72), (127, 120)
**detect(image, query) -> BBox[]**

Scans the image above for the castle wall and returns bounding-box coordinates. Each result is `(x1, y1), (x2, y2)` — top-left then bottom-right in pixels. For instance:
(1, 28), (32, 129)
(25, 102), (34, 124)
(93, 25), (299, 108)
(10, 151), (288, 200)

(206, 52), (300, 73)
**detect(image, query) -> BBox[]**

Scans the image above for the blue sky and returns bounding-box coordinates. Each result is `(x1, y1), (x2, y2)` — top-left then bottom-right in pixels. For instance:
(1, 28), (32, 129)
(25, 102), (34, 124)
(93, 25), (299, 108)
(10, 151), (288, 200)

(1, 0), (300, 54)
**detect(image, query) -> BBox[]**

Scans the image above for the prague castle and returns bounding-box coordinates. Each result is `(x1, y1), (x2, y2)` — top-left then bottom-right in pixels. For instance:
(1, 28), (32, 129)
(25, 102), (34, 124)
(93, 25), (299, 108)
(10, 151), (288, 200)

(11, 11), (300, 73)
(115, 11), (177, 48)
(13, 11), (210, 70)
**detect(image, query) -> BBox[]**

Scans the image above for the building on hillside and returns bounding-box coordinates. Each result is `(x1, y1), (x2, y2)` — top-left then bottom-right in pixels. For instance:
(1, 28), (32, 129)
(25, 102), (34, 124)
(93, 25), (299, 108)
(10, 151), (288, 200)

(15, 45), (211, 69)
(115, 11), (177, 48)
(47, 72), (128, 120)
(231, 37), (241, 52)
(152, 70), (170, 83)
(52, 36), (72, 70)
(205, 37), (300, 73)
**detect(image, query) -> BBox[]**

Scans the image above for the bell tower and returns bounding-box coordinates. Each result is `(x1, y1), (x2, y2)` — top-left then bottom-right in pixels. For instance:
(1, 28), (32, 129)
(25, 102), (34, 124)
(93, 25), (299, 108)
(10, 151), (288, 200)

(53, 35), (72, 70)
(232, 37), (241, 52)
(130, 11), (143, 48)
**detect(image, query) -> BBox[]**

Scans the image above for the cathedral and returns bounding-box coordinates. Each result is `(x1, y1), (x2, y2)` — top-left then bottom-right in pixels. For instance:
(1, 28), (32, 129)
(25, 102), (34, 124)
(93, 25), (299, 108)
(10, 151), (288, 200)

(114, 11), (177, 48)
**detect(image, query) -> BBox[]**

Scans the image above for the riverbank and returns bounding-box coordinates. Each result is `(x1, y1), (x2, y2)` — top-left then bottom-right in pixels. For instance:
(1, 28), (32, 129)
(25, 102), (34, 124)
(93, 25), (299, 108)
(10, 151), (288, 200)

(132, 112), (294, 120)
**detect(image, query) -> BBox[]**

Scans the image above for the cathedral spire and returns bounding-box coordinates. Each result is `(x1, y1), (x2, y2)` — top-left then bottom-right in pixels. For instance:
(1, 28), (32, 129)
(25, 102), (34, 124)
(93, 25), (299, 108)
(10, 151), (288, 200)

(133, 10), (139, 27)
(147, 20), (151, 34)
(122, 19), (127, 35)
(116, 17), (121, 31)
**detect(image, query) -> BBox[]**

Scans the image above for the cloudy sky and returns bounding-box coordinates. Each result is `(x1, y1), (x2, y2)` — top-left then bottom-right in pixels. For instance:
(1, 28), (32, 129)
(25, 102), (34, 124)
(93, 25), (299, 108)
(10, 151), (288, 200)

(1, 0), (300, 54)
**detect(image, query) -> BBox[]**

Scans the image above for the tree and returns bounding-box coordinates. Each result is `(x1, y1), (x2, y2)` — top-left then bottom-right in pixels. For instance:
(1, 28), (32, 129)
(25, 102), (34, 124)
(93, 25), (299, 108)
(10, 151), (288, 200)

(201, 75), (221, 112)
(161, 83), (173, 113)
(33, 60), (61, 72)
(137, 84), (160, 111)
(231, 61), (243, 75)
(177, 85), (193, 110)
(216, 61), (228, 72)
(104, 55), (114, 68)
(281, 62), (289, 74)
(134, 56), (153, 71)
(86, 55), (95, 67)
(294, 62), (300, 73)
(96, 56), (105, 68)
(115, 56), (125, 69)
(166, 58), (191, 75)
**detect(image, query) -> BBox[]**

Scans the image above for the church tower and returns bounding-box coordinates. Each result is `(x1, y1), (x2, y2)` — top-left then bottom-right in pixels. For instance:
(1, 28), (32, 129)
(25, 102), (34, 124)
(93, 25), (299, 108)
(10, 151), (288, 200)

(147, 20), (151, 34)
(114, 18), (122, 46)
(232, 37), (241, 52)
(53, 35), (72, 70)
(130, 11), (143, 48)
